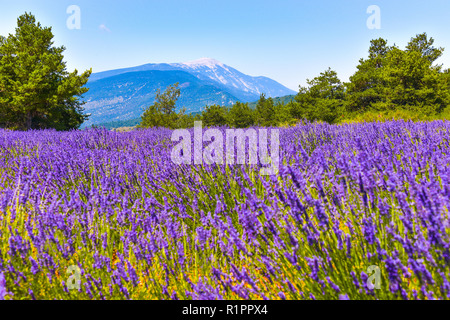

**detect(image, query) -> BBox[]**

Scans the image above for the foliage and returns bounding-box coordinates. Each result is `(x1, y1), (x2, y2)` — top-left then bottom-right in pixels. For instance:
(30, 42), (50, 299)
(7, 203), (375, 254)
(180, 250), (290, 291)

(201, 104), (229, 127)
(0, 13), (92, 131)
(346, 33), (449, 118)
(294, 68), (345, 124)
(255, 94), (277, 126)
(139, 83), (194, 129)
(226, 101), (255, 128)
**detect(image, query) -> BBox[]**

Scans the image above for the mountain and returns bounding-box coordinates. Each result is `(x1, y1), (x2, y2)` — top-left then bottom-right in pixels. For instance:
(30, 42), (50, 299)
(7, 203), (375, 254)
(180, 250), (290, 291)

(82, 58), (296, 126)
(83, 70), (240, 125)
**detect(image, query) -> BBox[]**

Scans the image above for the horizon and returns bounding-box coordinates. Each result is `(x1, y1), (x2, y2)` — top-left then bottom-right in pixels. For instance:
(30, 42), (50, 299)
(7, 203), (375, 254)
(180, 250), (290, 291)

(1, 1), (450, 91)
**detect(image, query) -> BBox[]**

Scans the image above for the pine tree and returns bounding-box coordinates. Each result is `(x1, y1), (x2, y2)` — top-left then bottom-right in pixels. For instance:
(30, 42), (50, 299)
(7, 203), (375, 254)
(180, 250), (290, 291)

(227, 102), (254, 128)
(201, 104), (229, 127)
(346, 33), (449, 117)
(294, 68), (345, 123)
(0, 13), (92, 130)
(255, 93), (277, 126)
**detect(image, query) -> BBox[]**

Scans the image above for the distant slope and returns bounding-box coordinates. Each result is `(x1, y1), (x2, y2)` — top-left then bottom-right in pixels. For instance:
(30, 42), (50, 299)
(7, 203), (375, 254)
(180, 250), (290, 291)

(245, 94), (296, 110)
(83, 58), (296, 127)
(92, 118), (141, 130)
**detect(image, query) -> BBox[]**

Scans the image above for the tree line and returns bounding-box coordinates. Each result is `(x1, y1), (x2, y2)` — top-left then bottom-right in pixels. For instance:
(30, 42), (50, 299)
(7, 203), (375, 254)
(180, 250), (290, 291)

(139, 32), (450, 129)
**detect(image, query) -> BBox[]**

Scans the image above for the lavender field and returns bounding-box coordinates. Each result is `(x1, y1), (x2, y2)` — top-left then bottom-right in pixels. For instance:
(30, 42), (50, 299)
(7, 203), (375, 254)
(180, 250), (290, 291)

(1, 120), (450, 300)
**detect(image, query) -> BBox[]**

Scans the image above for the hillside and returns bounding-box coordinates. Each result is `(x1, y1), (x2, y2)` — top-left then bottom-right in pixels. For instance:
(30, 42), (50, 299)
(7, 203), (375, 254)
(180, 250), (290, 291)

(82, 58), (295, 127)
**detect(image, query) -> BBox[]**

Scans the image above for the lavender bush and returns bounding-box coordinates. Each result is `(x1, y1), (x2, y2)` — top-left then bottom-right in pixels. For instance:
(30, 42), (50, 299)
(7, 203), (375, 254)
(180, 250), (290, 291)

(0, 120), (449, 300)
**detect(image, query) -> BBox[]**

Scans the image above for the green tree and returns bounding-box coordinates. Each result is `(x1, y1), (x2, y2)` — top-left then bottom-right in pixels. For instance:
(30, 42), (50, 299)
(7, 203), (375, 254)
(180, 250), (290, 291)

(227, 101), (254, 128)
(255, 93), (277, 126)
(0, 13), (92, 130)
(346, 33), (449, 117)
(201, 104), (229, 127)
(174, 107), (198, 129)
(382, 46), (448, 116)
(138, 105), (166, 128)
(345, 38), (392, 112)
(154, 82), (181, 115)
(368, 38), (390, 66)
(294, 68), (345, 123)
(139, 83), (181, 129)
(405, 32), (443, 64)
(438, 69), (450, 119)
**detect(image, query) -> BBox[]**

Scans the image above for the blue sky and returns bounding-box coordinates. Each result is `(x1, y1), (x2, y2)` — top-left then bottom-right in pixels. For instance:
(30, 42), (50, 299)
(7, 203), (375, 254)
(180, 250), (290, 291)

(1, 0), (450, 90)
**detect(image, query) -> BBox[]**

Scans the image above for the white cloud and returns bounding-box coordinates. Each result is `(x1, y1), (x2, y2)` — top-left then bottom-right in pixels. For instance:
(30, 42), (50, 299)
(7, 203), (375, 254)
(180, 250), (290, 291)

(99, 24), (111, 32)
